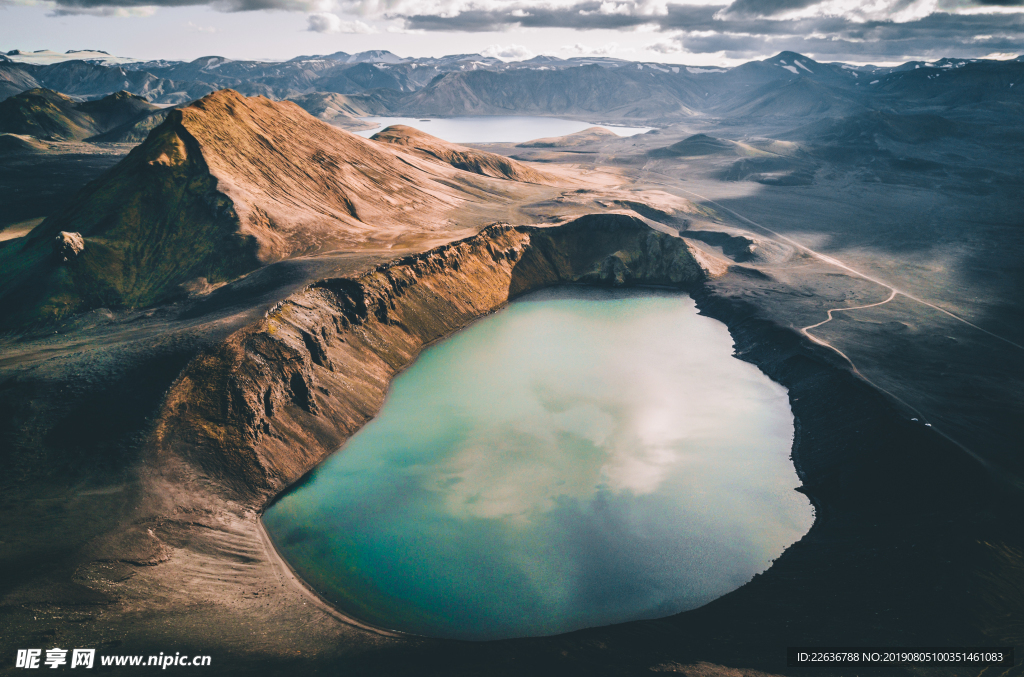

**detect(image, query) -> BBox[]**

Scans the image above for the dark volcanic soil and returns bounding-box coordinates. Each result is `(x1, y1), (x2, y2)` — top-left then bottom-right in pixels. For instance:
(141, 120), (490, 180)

(0, 143), (130, 229)
(1, 117), (1022, 677)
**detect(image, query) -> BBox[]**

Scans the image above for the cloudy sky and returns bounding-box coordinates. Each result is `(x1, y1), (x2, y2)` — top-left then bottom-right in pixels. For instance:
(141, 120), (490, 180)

(1, 0), (1022, 65)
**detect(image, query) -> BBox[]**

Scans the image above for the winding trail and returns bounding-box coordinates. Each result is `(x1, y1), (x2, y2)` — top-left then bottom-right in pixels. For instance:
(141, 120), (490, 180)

(669, 183), (1024, 352)
(799, 289), (898, 369)
(792, 288), (937, 428)
(634, 175), (1022, 474)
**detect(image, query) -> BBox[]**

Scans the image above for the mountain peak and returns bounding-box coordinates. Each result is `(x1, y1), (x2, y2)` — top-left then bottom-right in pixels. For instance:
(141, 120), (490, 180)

(103, 89), (144, 101)
(348, 50), (405, 64)
(191, 56), (232, 68)
(772, 51), (811, 61)
(191, 87), (248, 105)
(765, 52), (820, 74)
(0, 91), (558, 325)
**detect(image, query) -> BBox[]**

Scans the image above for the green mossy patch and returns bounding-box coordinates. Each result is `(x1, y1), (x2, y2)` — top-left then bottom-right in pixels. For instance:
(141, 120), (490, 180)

(0, 113), (261, 330)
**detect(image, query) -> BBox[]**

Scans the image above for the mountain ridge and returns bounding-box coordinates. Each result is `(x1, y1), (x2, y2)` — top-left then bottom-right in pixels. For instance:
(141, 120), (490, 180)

(2, 51), (1020, 124)
(0, 88), (158, 140)
(0, 89), (563, 326)
(371, 125), (553, 183)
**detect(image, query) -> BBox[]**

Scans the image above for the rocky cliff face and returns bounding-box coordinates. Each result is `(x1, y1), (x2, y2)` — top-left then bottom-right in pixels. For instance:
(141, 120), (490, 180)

(153, 214), (719, 505)
(0, 89), (563, 328)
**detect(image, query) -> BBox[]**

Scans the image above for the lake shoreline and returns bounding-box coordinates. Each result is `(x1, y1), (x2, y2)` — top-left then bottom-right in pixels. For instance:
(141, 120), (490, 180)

(236, 228), (1003, 673)
(2, 214), (1016, 676)
(354, 115), (653, 143)
(262, 286), (808, 641)
(256, 515), (410, 639)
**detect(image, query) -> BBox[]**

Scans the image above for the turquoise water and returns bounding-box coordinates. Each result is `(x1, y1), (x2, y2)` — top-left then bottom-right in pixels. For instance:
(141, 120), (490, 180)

(263, 287), (812, 640)
(354, 116), (652, 143)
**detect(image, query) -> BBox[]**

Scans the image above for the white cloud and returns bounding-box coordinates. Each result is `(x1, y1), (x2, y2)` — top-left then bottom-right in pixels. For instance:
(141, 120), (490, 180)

(186, 20), (218, 32)
(717, 0), (965, 23)
(575, 0), (669, 17)
(336, 0), (683, 22)
(306, 12), (376, 32)
(307, 12), (341, 31)
(649, 38), (683, 54)
(45, 2), (158, 15)
(560, 41), (631, 56)
(481, 43), (535, 60)
(790, 0), (940, 23)
(952, 5), (1024, 14)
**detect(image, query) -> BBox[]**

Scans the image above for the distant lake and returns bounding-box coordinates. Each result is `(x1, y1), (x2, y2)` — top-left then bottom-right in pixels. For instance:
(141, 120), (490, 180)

(355, 116), (652, 143)
(263, 287), (812, 640)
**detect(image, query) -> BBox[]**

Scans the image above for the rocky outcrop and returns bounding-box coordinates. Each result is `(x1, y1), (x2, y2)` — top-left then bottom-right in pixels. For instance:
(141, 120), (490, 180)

(153, 215), (720, 505)
(52, 231), (85, 263)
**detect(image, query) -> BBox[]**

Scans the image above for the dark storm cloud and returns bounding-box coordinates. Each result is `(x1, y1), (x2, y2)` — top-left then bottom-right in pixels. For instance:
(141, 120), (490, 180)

(397, 3), (1024, 61)
(48, 0), (197, 8)
(38, 0), (1024, 62)
(663, 30), (1024, 60)
(718, 0), (938, 18)
(399, 1), (1024, 36)
(400, 2), (720, 32)
(718, 0), (821, 18)
(47, 0), (322, 13)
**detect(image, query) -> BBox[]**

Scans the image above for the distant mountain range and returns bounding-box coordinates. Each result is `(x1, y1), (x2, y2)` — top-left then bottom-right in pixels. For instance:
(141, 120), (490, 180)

(2, 49), (1021, 123)
(1, 49), (141, 66)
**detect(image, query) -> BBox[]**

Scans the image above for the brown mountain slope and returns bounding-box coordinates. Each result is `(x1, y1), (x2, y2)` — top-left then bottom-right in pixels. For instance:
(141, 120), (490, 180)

(371, 125), (553, 183)
(289, 91), (398, 118)
(287, 92), (377, 131)
(0, 133), (48, 154)
(0, 89), (98, 139)
(517, 126), (618, 148)
(0, 88), (158, 140)
(0, 89), (562, 328)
